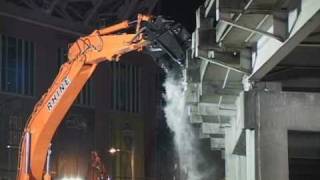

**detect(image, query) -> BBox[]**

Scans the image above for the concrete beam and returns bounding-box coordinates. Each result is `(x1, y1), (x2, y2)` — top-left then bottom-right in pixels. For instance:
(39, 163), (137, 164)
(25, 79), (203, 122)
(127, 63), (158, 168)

(273, 11), (289, 41)
(202, 115), (231, 125)
(186, 51), (201, 83)
(189, 114), (203, 124)
(185, 83), (201, 104)
(202, 80), (243, 88)
(186, 65), (201, 83)
(201, 122), (224, 135)
(200, 58), (209, 82)
(193, 125), (210, 139)
(189, 103), (237, 117)
(250, 0), (320, 80)
(198, 129), (211, 139)
(204, 0), (216, 18)
(196, 48), (251, 74)
(220, 18), (283, 41)
(210, 137), (225, 150)
(194, 8), (217, 57)
(274, 0), (302, 41)
(219, 8), (284, 15)
(202, 83), (242, 96)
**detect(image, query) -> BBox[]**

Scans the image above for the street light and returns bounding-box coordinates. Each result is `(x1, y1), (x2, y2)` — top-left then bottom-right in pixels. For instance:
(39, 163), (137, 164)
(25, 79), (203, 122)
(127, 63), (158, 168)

(108, 147), (120, 154)
(108, 147), (135, 180)
(6, 145), (19, 149)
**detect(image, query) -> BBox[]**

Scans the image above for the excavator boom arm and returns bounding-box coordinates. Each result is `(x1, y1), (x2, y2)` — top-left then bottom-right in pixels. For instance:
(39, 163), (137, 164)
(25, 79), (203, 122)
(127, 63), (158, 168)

(17, 15), (190, 180)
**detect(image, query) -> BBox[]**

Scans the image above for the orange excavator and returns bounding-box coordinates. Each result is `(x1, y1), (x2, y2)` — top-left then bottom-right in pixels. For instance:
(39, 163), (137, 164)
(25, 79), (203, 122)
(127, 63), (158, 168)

(16, 14), (190, 180)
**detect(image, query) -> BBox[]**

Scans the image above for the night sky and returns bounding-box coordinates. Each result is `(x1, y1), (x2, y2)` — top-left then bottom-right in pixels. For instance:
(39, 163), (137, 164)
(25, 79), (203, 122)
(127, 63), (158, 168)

(159, 0), (205, 32)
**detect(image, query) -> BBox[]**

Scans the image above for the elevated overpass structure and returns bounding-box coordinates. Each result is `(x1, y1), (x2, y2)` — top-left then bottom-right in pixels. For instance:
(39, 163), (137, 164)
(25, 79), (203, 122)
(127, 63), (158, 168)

(187, 0), (320, 179)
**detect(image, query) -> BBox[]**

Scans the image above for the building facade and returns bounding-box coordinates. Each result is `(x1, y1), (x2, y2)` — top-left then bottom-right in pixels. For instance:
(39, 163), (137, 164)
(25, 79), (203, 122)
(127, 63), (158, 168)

(186, 0), (320, 180)
(0, 10), (162, 180)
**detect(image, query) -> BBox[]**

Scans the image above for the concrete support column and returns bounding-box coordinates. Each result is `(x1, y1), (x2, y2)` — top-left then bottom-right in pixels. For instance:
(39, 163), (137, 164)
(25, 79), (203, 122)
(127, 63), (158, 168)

(246, 129), (255, 180)
(245, 86), (320, 180)
(225, 128), (247, 180)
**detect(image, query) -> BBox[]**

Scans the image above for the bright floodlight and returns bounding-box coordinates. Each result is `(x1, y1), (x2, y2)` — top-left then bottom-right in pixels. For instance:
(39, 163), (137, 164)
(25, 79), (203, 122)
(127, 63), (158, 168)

(109, 147), (120, 154)
(109, 147), (117, 154)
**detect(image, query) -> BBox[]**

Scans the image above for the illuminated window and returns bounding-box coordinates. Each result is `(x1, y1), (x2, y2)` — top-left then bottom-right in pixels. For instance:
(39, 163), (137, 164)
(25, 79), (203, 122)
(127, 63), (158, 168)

(0, 35), (35, 96)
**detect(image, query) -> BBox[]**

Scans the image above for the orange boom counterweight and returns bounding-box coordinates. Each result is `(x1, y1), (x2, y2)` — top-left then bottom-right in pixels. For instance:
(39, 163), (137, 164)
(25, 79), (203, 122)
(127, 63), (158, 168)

(17, 14), (190, 180)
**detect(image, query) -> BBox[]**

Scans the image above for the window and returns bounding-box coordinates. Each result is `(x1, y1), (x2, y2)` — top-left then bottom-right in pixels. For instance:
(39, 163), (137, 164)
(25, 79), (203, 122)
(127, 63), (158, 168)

(57, 47), (94, 107)
(0, 35), (35, 96)
(110, 62), (141, 113)
(3, 115), (25, 172)
(288, 131), (320, 180)
(8, 115), (24, 147)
